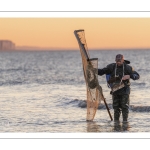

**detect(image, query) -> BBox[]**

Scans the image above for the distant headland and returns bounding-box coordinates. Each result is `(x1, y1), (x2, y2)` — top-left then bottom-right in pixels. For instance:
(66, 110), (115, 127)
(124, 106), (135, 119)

(0, 40), (15, 50)
(1, 40), (150, 51)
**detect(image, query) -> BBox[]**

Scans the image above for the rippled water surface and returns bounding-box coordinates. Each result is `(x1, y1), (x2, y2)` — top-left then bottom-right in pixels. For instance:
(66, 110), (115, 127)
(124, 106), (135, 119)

(0, 50), (150, 132)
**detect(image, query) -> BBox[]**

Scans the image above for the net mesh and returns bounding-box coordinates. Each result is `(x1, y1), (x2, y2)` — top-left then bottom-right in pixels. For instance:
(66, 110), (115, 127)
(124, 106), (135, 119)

(74, 30), (105, 121)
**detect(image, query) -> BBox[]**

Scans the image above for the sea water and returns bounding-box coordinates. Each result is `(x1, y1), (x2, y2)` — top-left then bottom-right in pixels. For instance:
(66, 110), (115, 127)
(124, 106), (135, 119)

(0, 50), (150, 133)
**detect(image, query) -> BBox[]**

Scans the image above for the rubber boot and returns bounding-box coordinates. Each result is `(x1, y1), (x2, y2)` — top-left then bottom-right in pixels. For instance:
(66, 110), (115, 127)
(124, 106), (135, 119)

(114, 109), (121, 122)
(122, 112), (128, 122)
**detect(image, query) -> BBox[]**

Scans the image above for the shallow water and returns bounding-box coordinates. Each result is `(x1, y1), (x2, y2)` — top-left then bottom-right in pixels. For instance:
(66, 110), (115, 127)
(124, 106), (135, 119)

(0, 50), (150, 132)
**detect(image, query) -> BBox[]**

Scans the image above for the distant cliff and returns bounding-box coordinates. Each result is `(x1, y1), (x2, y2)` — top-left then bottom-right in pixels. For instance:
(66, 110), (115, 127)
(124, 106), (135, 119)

(0, 40), (15, 50)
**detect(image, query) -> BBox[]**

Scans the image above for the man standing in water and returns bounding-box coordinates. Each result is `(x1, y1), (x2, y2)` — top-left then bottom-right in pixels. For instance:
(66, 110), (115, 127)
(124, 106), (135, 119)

(98, 54), (140, 122)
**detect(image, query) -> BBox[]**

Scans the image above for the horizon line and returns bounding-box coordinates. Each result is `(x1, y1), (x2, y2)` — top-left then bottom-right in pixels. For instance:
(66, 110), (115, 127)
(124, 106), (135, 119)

(1, 48), (150, 51)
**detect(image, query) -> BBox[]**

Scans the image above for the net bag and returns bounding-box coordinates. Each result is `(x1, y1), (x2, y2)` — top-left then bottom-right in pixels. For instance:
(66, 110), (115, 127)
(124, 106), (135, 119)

(74, 29), (105, 121)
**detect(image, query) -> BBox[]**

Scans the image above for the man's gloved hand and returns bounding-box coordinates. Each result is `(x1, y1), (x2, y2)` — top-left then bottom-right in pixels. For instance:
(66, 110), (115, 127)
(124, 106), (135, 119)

(122, 75), (130, 80)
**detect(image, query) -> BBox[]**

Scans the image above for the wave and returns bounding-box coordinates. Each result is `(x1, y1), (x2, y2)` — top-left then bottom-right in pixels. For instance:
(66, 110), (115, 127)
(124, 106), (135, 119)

(129, 105), (150, 112)
(0, 68), (23, 72)
(131, 82), (146, 86)
(78, 100), (113, 109)
(137, 69), (150, 72)
(77, 100), (150, 112)
(0, 81), (23, 86)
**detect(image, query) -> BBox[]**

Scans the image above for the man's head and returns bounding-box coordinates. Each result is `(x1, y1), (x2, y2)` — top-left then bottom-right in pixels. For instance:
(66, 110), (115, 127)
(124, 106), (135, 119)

(115, 54), (124, 66)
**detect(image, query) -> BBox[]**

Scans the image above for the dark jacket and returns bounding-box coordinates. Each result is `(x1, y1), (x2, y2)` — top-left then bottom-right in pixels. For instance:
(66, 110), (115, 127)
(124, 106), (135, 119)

(98, 62), (140, 95)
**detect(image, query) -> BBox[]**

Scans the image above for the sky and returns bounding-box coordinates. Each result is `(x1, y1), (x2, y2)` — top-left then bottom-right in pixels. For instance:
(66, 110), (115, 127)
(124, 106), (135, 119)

(1, 18), (150, 50)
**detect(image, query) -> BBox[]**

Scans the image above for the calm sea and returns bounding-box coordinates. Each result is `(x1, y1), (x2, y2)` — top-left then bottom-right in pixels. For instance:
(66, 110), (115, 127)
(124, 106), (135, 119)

(0, 50), (150, 133)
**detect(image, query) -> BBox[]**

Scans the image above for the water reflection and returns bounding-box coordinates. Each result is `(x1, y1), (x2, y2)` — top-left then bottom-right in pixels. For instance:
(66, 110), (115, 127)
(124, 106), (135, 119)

(87, 121), (130, 132)
(87, 121), (101, 132)
(111, 121), (130, 132)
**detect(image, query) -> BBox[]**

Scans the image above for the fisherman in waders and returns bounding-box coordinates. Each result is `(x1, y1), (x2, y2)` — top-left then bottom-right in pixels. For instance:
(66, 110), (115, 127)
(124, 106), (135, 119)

(98, 54), (140, 122)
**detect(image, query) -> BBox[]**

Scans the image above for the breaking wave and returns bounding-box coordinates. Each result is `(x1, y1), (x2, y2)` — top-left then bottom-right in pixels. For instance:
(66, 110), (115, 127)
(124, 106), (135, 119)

(77, 100), (150, 112)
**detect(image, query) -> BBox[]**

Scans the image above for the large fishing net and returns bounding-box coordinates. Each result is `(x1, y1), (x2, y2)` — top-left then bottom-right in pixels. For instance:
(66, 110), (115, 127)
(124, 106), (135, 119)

(74, 30), (105, 121)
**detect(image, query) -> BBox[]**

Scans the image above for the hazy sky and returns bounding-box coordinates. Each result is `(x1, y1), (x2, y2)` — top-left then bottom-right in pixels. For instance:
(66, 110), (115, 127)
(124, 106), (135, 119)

(1, 18), (150, 50)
